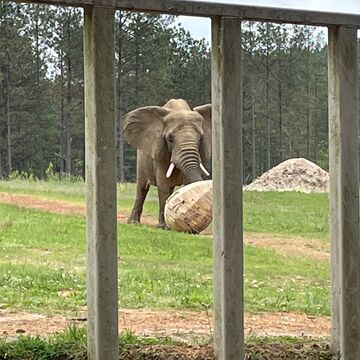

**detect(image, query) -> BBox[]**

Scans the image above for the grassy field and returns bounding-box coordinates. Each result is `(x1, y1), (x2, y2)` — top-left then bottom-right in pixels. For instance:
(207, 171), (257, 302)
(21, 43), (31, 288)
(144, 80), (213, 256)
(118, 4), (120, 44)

(0, 179), (329, 239)
(0, 179), (158, 218)
(0, 180), (330, 317)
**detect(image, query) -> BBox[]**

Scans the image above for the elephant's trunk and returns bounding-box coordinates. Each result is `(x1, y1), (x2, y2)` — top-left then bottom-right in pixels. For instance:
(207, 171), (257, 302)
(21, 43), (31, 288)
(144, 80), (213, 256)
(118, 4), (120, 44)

(173, 142), (204, 184)
(183, 168), (203, 185)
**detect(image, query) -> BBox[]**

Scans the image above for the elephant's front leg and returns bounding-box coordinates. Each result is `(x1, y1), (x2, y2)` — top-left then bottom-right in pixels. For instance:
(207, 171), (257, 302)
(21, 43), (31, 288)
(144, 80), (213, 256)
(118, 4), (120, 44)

(127, 178), (150, 224)
(157, 186), (175, 229)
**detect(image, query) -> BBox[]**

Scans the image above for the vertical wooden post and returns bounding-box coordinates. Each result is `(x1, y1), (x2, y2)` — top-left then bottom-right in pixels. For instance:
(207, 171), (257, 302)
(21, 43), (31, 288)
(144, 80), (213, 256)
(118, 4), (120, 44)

(212, 17), (244, 360)
(328, 25), (360, 359)
(84, 6), (118, 360)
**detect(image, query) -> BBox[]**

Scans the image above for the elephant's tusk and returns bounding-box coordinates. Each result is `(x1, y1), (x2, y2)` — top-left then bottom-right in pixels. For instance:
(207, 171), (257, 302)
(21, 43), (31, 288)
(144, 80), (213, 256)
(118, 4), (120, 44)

(166, 163), (176, 178)
(200, 163), (210, 176)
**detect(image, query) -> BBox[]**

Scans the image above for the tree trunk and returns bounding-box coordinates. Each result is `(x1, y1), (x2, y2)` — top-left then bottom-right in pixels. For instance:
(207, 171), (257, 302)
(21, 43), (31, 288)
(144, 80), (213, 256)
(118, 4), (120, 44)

(249, 24), (256, 181)
(266, 56), (271, 170)
(134, 14), (140, 105)
(265, 24), (271, 170)
(277, 36), (283, 163)
(5, 64), (11, 175)
(0, 66), (4, 178)
(59, 44), (66, 174)
(287, 46), (293, 160)
(251, 75), (256, 180)
(35, 7), (44, 178)
(116, 11), (125, 182)
(306, 38), (311, 160)
(65, 10), (72, 175)
(314, 55), (319, 163)
(306, 107), (310, 159)
(278, 79), (283, 162)
(0, 149), (3, 179)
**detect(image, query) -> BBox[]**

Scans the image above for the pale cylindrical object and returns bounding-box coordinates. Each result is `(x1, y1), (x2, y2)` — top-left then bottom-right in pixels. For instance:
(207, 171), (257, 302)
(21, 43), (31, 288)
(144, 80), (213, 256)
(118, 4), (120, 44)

(165, 180), (212, 233)
(166, 163), (175, 178)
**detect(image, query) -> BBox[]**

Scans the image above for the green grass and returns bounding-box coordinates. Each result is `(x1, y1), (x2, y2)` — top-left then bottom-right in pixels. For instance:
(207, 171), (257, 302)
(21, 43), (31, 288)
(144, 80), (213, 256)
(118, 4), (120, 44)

(0, 327), (180, 360)
(0, 328), (338, 359)
(244, 191), (329, 239)
(0, 179), (159, 216)
(0, 180), (330, 239)
(0, 200), (330, 316)
(0, 326), (88, 360)
(0, 179), (86, 203)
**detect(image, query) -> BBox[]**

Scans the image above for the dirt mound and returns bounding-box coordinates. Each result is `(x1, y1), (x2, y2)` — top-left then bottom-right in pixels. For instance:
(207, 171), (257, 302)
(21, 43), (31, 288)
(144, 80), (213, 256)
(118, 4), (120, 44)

(245, 158), (329, 193)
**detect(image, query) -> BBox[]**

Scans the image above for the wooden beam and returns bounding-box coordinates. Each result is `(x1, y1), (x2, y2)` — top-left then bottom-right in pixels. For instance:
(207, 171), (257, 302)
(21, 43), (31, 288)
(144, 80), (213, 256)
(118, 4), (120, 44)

(15, 0), (360, 27)
(212, 16), (244, 360)
(328, 25), (360, 359)
(84, 6), (118, 360)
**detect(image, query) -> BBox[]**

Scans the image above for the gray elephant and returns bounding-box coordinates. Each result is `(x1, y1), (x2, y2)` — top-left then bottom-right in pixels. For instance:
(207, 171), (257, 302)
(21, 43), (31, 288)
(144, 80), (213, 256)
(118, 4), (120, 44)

(123, 99), (212, 229)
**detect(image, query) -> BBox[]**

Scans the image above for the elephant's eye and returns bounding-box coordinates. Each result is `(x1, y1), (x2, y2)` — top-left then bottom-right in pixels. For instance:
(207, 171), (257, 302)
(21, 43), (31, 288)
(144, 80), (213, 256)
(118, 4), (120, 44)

(167, 135), (174, 143)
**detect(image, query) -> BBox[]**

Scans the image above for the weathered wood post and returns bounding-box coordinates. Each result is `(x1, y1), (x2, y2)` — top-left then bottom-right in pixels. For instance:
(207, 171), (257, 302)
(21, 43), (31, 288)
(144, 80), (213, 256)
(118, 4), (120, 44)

(212, 17), (244, 359)
(84, 6), (118, 360)
(328, 25), (360, 359)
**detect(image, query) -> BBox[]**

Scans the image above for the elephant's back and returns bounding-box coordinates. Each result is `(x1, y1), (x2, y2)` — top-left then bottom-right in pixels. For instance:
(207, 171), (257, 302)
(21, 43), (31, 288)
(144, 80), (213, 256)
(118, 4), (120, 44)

(163, 99), (191, 111)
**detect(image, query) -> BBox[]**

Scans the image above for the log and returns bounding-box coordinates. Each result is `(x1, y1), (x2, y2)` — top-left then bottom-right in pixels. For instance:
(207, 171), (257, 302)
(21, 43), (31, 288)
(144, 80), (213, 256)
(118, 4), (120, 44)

(164, 180), (212, 233)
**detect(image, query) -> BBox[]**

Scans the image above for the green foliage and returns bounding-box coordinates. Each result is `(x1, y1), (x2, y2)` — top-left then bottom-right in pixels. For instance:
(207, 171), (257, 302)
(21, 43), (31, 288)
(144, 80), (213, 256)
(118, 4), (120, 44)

(8, 170), (38, 182)
(242, 23), (329, 180)
(0, 6), (213, 181)
(1, 6), (336, 183)
(0, 326), (87, 360)
(317, 143), (329, 171)
(45, 162), (59, 181)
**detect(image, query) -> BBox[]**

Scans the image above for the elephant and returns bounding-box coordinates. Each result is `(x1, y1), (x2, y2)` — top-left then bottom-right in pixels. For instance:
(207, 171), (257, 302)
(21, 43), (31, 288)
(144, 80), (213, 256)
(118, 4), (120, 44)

(123, 99), (212, 229)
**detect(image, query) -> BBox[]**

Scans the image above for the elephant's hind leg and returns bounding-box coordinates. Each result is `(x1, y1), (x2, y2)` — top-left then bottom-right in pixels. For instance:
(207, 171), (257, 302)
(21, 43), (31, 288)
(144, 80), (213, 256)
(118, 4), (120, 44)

(127, 180), (150, 224)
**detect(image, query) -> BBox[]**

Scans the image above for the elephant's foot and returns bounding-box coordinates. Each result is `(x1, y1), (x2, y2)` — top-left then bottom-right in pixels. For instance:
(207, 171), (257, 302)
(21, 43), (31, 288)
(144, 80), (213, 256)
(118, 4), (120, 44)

(127, 209), (142, 224)
(156, 222), (170, 230)
(127, 215), (141, 225)
(127, 218), (140, 225)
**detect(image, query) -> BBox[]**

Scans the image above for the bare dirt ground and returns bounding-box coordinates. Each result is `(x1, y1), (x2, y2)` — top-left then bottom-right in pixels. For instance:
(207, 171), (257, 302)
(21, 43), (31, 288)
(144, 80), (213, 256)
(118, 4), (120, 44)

(1, 308), (330, 340)
(0, 192), (331, 340)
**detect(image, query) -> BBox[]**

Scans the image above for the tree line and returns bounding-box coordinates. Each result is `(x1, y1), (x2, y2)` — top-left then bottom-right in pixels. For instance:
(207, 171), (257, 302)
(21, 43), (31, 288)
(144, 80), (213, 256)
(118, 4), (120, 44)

(0, 3), (335, 183)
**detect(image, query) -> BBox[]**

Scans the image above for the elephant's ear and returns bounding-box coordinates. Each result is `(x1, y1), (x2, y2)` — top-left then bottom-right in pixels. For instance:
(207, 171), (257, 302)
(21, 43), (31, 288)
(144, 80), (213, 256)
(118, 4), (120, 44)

(194, 104), (212, 162)
(123, 106), (170, 161)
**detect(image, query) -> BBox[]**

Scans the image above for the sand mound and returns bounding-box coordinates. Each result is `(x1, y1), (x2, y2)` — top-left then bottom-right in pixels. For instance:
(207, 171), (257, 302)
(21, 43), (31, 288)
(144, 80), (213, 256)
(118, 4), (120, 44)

(245, 158), (329, 193)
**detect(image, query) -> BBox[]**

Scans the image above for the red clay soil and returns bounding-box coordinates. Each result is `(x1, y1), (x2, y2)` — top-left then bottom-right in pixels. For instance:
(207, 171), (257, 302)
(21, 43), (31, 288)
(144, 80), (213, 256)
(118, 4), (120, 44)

(0, 192), (158, 227)
(0, 192), (331, 340)
(0, 308), (330, 340)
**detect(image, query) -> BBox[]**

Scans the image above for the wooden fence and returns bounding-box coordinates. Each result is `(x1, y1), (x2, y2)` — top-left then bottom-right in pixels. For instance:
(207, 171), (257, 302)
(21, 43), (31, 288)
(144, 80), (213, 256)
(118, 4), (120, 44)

(12, 0), (360, 358)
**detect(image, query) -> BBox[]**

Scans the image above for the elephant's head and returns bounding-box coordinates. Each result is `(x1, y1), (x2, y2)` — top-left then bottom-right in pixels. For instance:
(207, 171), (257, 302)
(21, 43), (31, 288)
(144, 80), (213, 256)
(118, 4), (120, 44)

(123, 100), (212, 184)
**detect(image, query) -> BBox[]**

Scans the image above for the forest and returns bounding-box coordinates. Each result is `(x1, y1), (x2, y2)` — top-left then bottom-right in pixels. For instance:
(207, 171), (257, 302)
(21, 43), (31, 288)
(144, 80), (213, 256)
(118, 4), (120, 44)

(0, 2), (333, 182)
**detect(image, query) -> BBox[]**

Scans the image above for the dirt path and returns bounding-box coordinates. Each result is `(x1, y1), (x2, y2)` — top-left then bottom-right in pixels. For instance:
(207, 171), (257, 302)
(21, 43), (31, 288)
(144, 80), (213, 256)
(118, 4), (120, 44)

(0, 192), (158, 227)
(1, 309), (330, 340)
(0, 192), (329, 260)
(0, 192), (331, 339)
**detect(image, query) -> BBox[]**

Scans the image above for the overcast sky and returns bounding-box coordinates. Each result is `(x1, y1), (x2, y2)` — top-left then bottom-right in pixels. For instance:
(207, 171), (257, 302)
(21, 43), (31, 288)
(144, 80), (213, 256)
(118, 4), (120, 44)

(178, 0), (360, 41)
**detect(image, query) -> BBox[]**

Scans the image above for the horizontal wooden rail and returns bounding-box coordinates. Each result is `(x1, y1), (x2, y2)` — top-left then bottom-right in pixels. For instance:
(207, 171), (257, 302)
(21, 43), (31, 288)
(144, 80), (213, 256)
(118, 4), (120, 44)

(15, 0), (360, 27)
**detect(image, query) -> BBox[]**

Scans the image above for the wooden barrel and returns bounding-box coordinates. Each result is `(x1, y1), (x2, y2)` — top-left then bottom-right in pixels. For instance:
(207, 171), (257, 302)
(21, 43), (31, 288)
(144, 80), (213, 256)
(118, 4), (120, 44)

(165, 180), (213, 234)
